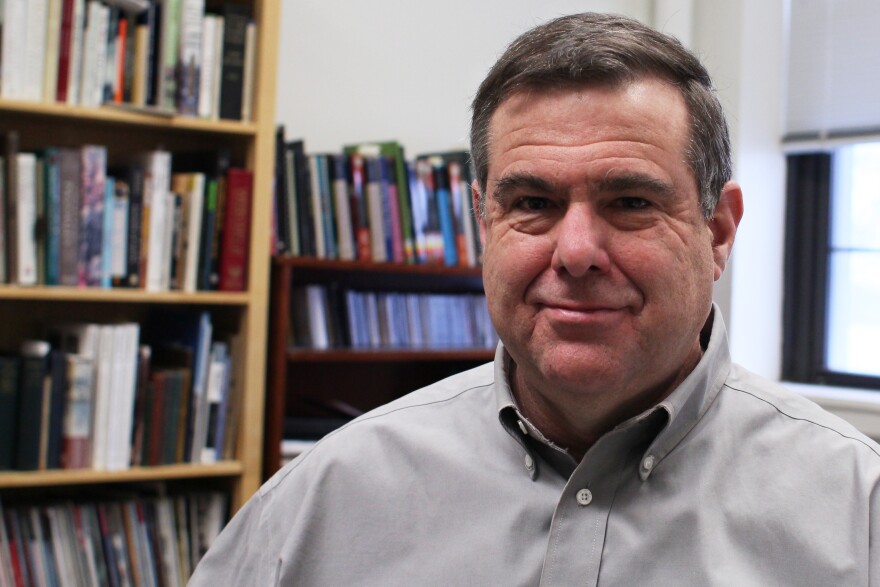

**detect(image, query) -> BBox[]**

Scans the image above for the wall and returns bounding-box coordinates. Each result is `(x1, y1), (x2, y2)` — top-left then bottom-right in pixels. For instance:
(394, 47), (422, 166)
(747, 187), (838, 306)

(275, 0), (650, 155)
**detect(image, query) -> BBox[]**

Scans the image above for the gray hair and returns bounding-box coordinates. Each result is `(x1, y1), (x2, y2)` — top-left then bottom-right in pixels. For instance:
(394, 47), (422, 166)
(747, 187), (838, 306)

(470, 12), (731, 219)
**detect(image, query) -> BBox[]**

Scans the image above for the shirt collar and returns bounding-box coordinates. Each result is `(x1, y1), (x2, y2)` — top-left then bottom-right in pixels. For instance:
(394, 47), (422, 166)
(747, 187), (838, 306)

(495, 303), (732, 480)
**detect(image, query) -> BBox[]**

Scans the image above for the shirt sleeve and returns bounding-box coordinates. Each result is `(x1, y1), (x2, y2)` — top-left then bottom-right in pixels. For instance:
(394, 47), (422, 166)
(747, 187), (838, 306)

(189, 489), (272, 586)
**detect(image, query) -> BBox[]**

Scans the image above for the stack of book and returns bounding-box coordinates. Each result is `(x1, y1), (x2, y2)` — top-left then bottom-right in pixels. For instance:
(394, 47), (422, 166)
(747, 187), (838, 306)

(0, 132), (254, 292)
(273, 131), (483, 268)
(0, 0), (257, 121)
(290, 285), (498, 351)
(0, 492), (227, 587)
(0, 310), (239, 473)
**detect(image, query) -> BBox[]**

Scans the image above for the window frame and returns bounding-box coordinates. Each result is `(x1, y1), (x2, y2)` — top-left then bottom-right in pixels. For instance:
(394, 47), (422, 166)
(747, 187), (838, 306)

(783, 150), (880, 389)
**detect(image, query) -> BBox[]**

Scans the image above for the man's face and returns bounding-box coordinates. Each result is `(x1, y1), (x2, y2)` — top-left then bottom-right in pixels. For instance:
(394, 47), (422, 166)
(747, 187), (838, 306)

(477, 78), (738, 410)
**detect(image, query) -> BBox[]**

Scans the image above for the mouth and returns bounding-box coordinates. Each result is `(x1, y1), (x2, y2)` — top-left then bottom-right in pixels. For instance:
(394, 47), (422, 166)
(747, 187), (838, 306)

(537, 302), (628, 324)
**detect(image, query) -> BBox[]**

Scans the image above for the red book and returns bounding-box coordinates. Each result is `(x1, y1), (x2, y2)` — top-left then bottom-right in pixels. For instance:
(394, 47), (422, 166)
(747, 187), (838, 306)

(56, 0), (75, 102)
(218, 168), (253, 291)
(349, 154), (372, 262)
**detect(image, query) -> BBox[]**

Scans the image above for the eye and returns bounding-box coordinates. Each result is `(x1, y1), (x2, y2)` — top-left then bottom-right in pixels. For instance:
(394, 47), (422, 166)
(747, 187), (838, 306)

(517, 196), (552, 211)
(615, 197), (651, 210)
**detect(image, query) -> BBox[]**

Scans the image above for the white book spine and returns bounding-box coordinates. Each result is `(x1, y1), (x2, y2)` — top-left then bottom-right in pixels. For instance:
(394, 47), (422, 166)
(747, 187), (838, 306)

(240, 20), (256, 121)
(43, 0), (64, 102)
(1, 0), (27, 99)
(306, 285), (330, 349)
(145, 150), (172, 291)
(22, 0), (49, 100)
(91, 324), (116, 470)
(197, 14), (217, 118)
(177, 0), (205, 116)
(333, 165), (355, 261)
(15, 153), (38, 286)
(66, 0), (86, 105)
(366, 175), (386, 262)
(183, 173), (205, 292)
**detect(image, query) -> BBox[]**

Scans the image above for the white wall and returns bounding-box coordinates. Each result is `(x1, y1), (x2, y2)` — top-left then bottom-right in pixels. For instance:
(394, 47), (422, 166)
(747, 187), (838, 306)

(275, 0), (650, 156)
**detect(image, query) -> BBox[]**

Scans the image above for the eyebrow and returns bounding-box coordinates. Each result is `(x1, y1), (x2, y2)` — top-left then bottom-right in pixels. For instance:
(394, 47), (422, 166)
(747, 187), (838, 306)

(489, 171), (676, 205)
(490, 173), (556, 207)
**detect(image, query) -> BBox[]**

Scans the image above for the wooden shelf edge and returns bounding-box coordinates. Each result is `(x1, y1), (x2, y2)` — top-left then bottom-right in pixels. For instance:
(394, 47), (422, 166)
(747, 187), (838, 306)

(0, 286), (251, 305)
(0, 462), (244, 489)
(273, 256), (484, 277)
(287, 348), (496, 363)
(0, 98), (258, 136)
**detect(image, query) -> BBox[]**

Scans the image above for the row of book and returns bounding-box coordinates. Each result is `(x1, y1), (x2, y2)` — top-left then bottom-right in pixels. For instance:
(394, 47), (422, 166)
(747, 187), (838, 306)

(0, 0), (256, 121)
(274, 131), (483, 268)
(291, 285), (498, 350)
(0, 132), (254, 291)
(0, 310), (239, 472)
(0, 492), (227, 587)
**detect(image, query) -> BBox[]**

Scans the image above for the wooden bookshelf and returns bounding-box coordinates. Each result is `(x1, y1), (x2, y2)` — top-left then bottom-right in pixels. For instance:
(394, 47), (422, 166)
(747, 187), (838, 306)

(0, 0), (280, 518)
(263, 257), (495, 479)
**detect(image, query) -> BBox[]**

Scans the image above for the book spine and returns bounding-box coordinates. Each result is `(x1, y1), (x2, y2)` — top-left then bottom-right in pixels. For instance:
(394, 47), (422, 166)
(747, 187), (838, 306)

(0, 356), (21, 470)
(364, 157), (386, 262)
(15, 340), (52, 471)
(432, 160), (458, 266)
(217, 168), (252, 291)
(177, 0), (205, 116)
(157, 0), (182, 110)
(217, 4), (248, 120)
(0, 0), (27, 99)
(197, 14), (218, 118)
(43, 149), (62, 285)
(101, 176), (116, 288)
(121, 168), (144, 287)
(14, 153), (38, 286)
(67, 0), (87, 106)
(58, 149), (81, 286)
(78, 145), (108, 287)
(240, 19), (256, 121)
(317, 155), (337, 260)
(23, 0), (49, 101)
(109, 178), (131, 286)
(56, 0), (76, 102)
(44, 0), (64, 102)
(3, 131), (21, 285)
(331, 154), (355, 261)
(61, 354), (94, 470)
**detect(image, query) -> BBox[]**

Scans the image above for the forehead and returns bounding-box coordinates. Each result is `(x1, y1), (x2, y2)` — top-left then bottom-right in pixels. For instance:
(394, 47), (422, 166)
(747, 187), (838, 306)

(487, 78), (692, 172)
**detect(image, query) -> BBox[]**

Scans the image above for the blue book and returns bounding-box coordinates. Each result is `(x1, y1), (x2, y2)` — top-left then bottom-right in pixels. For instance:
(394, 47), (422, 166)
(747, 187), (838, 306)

(101, 177), (116, 288)
(432, 160), (458, 267)
(42, 148), (62, 285)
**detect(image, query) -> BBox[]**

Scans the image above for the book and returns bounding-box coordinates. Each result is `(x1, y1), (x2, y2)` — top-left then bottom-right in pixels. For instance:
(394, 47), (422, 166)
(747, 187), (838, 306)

(330, 154), (355, 261)
(58, 148), (82, 286)
(218, 3), (248, 120)
(177, 0), (205, 116)
(22, 0), (50, 100)
(45, 351), (68, 470)
(109, 177), (131, 287)
(240, 19), (257, 121)
(218, 167), (252, 291)
(80, 1), (110, 107)
(1, 131), (21, 285)
(0, 357), (21, 470)
(14, 153), (38, 286)
(43, 0), (64, 103)
(0, 0), (27, 100)
(288, 140), (315, 257)
(171, 172), (205, 292)
(78, 145), (108, 287)
(197, 13), (221, 119)
(105, 323), (140, 470)
(61, 354), (94, 469)
(67, 0), (88, 106)
(141, 149), (173, 291)
(15, 340), (52, 471)
(41, 148), (62, 286)
(101, 176), (116, 288)
(156, 0), (182, 110)
(200, 341), (228, 463)
(117, 167), (144, 287)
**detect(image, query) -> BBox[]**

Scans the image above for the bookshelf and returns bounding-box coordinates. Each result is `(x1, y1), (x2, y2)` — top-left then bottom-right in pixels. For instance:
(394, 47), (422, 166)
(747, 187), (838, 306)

(263, 256), (495, 479)
(0, 0), (279, 523)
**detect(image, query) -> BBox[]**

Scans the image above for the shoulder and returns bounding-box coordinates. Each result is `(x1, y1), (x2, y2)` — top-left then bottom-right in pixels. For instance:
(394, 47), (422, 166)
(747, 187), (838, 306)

(722, 363), (880, 463)
(262, 361), (497, 494)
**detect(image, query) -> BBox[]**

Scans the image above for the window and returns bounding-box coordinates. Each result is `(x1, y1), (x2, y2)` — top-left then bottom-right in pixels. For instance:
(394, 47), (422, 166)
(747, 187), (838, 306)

(783, 143), (880, 387)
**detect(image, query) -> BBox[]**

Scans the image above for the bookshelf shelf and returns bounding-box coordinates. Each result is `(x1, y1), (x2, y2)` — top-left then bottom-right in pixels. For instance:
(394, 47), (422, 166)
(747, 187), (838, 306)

(264, 256), (494, 480)
(287, 348), (495, 363)
(0, 286), (250, 305)
(0, 99), (258, 136)
(0, 462), (243, 489)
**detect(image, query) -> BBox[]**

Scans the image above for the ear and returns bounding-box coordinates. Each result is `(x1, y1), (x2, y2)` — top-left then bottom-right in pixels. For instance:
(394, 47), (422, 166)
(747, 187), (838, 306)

(472, 179), (488, 248)
(709, 181), (744, 281)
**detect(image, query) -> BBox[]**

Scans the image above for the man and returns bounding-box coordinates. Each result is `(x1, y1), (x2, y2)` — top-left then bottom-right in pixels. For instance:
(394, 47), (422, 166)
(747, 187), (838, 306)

(192, 13), (880, 585)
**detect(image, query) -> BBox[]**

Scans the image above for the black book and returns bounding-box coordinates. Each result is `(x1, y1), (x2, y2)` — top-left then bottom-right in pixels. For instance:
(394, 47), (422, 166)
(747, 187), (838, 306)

(288, 140), (315, 256)
(0, 355), (21, 469)
(15, 340), (52, 470)
(218, 4), (250, 120)
(273, 126), (291, 254)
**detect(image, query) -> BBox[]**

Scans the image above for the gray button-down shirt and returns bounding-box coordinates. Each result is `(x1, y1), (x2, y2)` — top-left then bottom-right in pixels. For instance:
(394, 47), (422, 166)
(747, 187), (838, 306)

(191, 308), (880, 585)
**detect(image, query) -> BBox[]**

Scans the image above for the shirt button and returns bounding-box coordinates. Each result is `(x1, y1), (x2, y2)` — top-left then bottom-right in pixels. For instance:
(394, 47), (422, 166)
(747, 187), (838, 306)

(524, 454), (535, 471)
(517, 420), (529, 436)
(642, 455), (656, 472)
(576, 488), (593, 506)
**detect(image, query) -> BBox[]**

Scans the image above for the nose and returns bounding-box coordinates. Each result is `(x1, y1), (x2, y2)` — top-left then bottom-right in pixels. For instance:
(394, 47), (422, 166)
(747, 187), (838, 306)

(550, 203), (611, 277)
